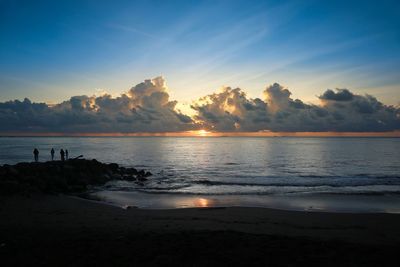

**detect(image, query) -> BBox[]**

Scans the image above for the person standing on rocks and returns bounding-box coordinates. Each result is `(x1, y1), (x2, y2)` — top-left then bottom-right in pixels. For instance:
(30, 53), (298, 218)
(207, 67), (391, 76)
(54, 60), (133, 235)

(65, 149), (69, 160)
(51, 148), (55, 161)
(33, 148), (39, 162)
(60, 149), (65, 161)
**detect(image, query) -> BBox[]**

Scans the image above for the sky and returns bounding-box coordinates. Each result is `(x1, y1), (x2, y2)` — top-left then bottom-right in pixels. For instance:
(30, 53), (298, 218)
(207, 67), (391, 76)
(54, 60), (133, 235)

(0, 0), (399, 134)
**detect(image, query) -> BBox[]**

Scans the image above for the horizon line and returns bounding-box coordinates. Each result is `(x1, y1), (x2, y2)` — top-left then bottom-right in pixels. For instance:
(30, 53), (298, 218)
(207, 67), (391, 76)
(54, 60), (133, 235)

(1, 131), (399, 137)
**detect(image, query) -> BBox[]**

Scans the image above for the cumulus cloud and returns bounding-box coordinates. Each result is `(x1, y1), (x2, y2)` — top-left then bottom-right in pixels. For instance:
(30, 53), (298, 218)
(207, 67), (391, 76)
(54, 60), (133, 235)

(0, 77), (399, 133)
(316, 89), (400, 131)
(0, 77), (196, 133)
(191, 87), (269, 131)
(193, 84), (400, 132)
(319, 88), (354, 102)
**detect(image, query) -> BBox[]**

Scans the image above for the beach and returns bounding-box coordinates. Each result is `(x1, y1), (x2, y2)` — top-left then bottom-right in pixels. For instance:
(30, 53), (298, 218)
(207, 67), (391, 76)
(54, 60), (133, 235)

(1, 194), (399, 266)
(2, 0), (400, 265)
(0, 138), (399, 266)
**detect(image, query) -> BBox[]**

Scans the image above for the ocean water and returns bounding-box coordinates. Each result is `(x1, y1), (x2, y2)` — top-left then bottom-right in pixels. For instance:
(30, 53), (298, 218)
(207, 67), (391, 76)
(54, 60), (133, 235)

(1, 137), (400, 211)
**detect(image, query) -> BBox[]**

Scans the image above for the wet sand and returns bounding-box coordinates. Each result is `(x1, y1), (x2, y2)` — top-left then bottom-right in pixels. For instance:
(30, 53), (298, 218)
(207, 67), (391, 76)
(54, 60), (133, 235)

(1, 195), (399, 266)
(94, 190), (400, 213)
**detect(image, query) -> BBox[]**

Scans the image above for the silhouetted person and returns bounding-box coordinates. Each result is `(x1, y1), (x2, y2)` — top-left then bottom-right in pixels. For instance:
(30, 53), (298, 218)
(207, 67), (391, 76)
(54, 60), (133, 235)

(51, 148), (55, 161)
(60, 149), (65, 161)
(33, 148), (39, 162)
(65, 149), (69, 160)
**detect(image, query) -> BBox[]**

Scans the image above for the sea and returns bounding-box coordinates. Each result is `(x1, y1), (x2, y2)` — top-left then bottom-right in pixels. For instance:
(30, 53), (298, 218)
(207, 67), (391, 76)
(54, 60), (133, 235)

(1, 137), (400, 212)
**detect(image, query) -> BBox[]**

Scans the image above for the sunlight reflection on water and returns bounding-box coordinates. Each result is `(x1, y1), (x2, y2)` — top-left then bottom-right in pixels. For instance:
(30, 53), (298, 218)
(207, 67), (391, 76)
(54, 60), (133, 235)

(1, 137), (400, 204)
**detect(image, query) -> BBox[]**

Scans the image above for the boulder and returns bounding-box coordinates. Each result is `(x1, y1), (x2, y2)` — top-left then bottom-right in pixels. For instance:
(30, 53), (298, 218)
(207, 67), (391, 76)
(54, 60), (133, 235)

(125, 168), (138, 175)
(0, 159), (153, 195)
(108, 163), (119, 172)
(8, 167), (19, 176)
(137, 176), (147, 182)
(122, 174), (136, 181)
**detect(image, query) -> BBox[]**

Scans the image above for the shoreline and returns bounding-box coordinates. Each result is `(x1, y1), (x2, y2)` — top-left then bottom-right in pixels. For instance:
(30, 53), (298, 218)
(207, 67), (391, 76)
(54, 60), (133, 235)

(2, 193), (400, 245)
(3, 193), (400, 244)
(1, 194), (400, 266)
(1, 159), (400, 265)
(91, 190), (400, 213)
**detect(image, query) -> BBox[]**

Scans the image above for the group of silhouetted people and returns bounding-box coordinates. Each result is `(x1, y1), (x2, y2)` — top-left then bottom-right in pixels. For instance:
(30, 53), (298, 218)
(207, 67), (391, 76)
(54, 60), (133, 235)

(33, 148), (69, 162)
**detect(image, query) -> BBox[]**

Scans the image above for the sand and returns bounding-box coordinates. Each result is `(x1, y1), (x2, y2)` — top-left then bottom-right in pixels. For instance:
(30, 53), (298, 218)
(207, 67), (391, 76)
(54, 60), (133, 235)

(1, 195), (399, 266)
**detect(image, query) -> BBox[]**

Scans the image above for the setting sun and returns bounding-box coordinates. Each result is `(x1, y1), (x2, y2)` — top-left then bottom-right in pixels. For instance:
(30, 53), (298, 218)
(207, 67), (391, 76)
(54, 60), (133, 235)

(1, 1), (399, 265)
(197, 130), (210, 136)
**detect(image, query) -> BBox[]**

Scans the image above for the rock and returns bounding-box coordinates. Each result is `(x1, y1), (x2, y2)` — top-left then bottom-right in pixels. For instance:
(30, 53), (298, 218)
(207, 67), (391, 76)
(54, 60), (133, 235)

(137, 176), (147, 182)
(0, 159), (154, 196)
(125, 168), (138, 175)
(0, 180), (21, 195)
(8, 167), (19, 176)
(63, 165), (74, 170)
(112, 174), (122, 180)
(108, 163), (119, 172)
(122, 174), (136, 181)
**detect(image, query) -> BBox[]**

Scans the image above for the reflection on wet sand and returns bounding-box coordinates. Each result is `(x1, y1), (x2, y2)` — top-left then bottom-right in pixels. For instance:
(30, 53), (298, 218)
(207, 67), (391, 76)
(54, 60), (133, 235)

(194, 198), (213, 208)
(94, 191), (400, 213)
(172, 197), (215, 208)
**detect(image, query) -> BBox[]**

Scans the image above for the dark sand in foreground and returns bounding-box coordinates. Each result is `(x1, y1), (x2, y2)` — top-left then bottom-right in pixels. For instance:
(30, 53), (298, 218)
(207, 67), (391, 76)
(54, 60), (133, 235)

(1, 195), (399, 266)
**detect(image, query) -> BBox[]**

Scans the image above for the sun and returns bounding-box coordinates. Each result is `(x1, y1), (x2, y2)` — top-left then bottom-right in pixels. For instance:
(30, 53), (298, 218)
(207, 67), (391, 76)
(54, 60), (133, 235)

(197, 129), (210, 136)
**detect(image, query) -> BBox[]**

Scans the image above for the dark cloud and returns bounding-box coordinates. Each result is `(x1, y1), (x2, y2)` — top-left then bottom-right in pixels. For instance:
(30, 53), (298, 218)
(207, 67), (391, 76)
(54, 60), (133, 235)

(0, 78), (399, 133)
(317, 90), (399, 131)
(320, 89), (354, 101)
(0, 77), (196, 133)
(193, 85), (400, 132)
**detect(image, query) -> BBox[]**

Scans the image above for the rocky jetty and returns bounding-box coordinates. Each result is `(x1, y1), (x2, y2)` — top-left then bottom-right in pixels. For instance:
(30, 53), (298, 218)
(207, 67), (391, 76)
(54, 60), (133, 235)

(0, 159), (152, 195)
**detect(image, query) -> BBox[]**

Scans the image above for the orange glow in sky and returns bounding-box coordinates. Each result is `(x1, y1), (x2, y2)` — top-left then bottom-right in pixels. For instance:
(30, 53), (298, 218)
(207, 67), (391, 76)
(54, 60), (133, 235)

(196, 130), (211, 136)
(1, 131), (400, 137)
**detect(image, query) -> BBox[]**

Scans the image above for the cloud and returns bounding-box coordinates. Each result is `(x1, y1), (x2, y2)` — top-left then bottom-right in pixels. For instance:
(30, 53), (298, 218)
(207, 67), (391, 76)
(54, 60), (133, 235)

(193, 84), (400, 132)
(191, 87), (270, 131)
(319, 89), (354, 102)
(317, 89), (400, 131)
(0, 77), (399, 133)
(0, 77), (196, 133)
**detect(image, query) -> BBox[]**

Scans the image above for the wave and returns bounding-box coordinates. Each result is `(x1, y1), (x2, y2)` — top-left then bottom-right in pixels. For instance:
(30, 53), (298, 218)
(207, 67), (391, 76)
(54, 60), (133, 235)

(290, 174), (400, 179)
(191, 178), (400, 187)
(99, 173), (400, 197)
(100, 181), (400, 195)
(134, 186), (400, 196)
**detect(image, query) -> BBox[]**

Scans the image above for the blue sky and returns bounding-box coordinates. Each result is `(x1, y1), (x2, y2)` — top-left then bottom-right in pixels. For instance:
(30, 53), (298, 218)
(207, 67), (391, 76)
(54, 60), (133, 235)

(1, 0), (399, 106)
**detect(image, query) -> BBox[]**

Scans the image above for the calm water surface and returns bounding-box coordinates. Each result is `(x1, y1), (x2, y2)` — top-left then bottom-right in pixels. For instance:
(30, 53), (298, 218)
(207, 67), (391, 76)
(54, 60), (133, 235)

(1, 137), (399, 211)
